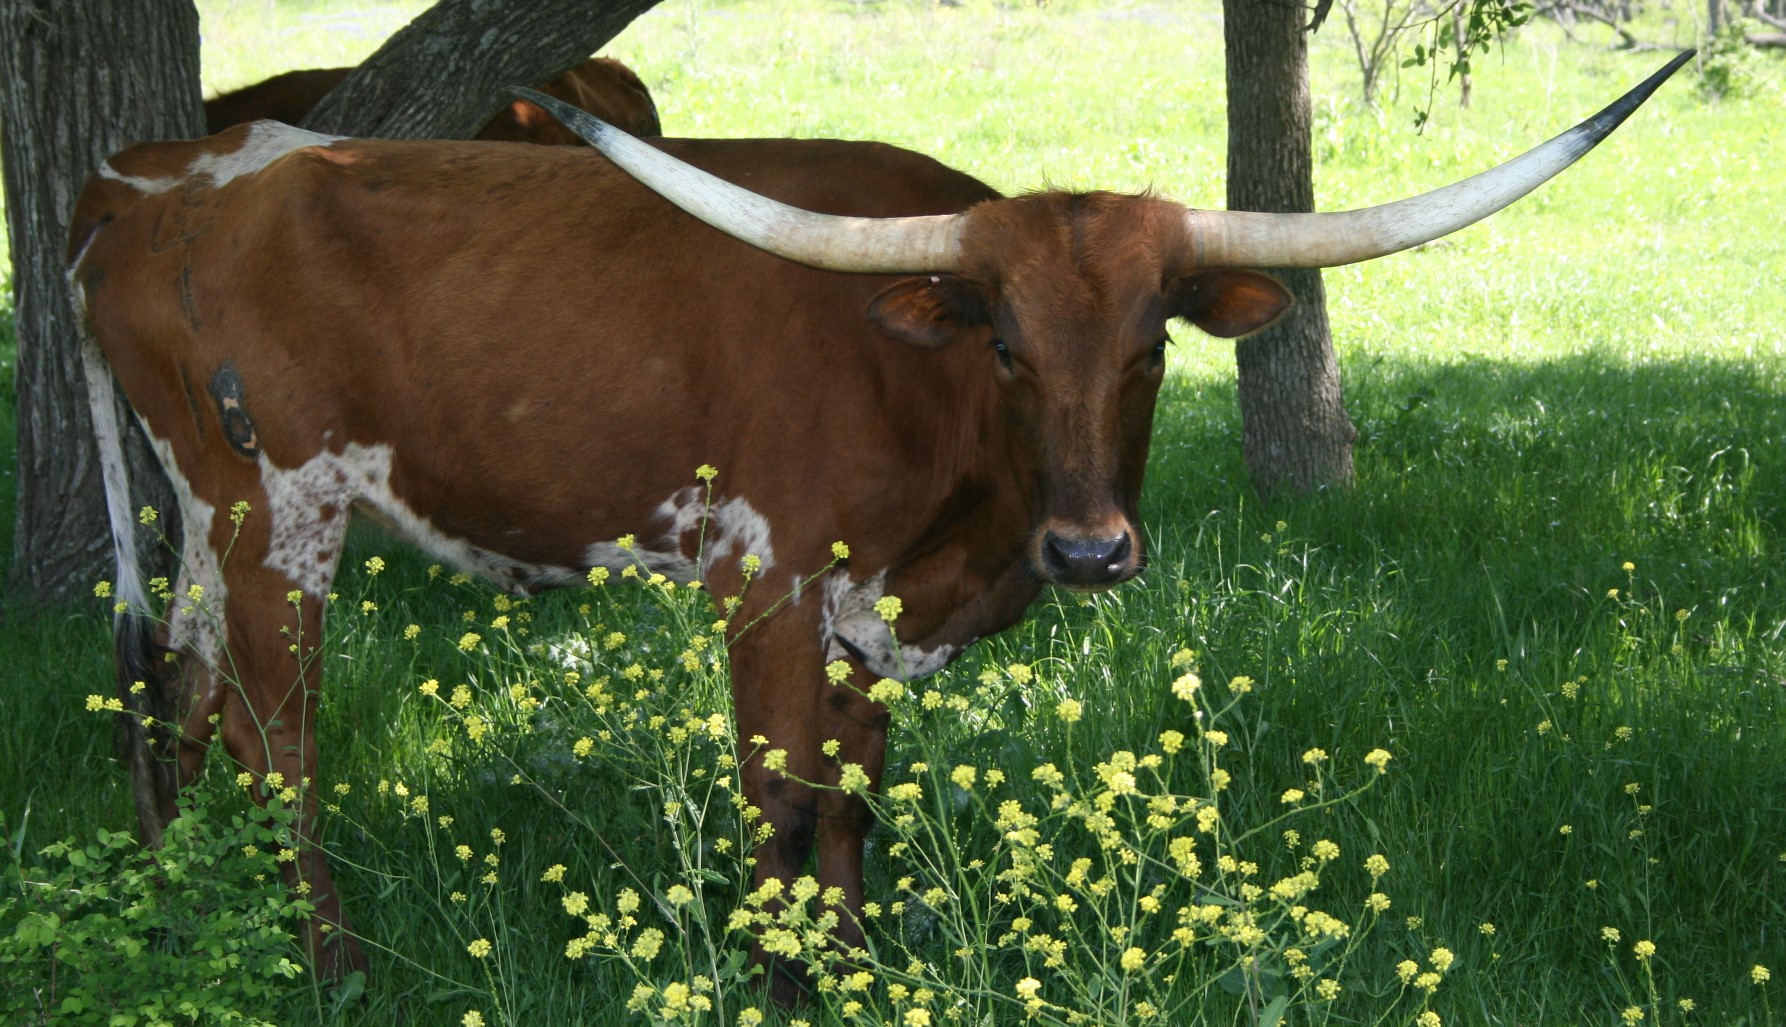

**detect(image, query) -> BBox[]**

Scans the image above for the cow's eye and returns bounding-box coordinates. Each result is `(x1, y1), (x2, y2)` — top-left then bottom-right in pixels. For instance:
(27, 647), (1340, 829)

(992, 338), (1014, 371)
(1151, 337), (1170, 363)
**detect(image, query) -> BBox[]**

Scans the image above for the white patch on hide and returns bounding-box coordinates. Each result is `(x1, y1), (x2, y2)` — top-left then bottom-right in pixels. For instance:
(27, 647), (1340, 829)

(98, 121), (342, 196)
(582, 541), (698, 583)
(653, 486), (777, 579)
(141, 432), (227, 671)
(66, 232), (99, 315)
(97, 159), (181, 196)
(191, 121), (343, 189)
(79, 334), (151, 619)
(259, 446), (787, 603)
(819, 571), (959, 682)
(259, 442), (584, 598)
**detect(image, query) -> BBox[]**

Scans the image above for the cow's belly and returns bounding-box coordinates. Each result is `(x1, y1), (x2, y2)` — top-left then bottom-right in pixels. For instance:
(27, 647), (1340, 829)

(262, 441), (733, 596)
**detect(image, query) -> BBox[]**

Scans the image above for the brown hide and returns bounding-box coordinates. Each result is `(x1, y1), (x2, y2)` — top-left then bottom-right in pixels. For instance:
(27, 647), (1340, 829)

(70, 125), (1286, 995)
(203, 56), (661, 140)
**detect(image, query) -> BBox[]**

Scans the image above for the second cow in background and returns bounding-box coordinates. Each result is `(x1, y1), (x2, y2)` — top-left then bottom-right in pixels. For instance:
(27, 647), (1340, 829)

(204, 55), (661, 141)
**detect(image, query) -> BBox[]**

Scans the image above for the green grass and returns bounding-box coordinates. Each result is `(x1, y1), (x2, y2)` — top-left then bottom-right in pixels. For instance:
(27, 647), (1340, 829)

(2, 0), (1783, 1024)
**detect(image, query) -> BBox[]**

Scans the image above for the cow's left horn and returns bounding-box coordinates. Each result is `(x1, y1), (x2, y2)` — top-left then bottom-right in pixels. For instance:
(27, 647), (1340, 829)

(1182, 50), (1693, 270)
(510, 87), (965, 274)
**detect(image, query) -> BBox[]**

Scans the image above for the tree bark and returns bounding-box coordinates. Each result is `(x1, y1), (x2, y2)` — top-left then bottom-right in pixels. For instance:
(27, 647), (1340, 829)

(1454, 4), (1473, 108)
(303, 0), (663, 139)
(1223, 0), (1357, 495)
(0, 0), (198, 603)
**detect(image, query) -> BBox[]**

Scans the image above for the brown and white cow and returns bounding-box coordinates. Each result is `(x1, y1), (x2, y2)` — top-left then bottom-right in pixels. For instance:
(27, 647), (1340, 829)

(204, 55), (661, 141)
(70, 51), (1689, 995)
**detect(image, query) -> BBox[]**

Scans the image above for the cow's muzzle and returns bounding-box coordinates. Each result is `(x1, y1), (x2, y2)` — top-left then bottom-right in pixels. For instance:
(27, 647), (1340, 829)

(1037, 529), (1138, 590)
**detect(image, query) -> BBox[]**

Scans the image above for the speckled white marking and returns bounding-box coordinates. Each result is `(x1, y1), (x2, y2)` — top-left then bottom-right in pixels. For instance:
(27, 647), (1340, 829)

(99, 121), (342, 196)
(259, 442), (584, 598)
(581, 540), (698, 583)
(820, 571), (959, 681)
(654, 486), (777, 579)
(258, 447), (359, 598)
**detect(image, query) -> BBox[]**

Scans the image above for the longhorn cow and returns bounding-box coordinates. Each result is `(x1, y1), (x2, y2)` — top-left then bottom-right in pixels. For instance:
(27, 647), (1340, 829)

(204, 55), (662, 141)
(70, 51), (1690, 994)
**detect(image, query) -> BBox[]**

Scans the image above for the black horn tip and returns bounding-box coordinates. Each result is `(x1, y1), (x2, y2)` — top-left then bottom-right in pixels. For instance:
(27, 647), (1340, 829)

(1582, 49), (1696, 139)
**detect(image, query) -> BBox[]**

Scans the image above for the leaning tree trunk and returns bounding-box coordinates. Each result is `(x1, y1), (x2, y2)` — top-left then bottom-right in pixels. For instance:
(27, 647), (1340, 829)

(0, 0), (199, 604)
(303, 0), (664, 139)
(1222, 0), (1357, 495)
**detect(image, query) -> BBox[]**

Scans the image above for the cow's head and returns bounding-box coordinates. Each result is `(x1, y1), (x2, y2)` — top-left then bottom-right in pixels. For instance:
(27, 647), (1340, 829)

(514, 50), (1688, 591)
(855, 195), (1290, 588)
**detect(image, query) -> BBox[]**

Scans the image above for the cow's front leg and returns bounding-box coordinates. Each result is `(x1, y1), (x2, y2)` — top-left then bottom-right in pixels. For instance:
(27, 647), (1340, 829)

(815, 651), (890, 959)
(728, 606), (839, 1003)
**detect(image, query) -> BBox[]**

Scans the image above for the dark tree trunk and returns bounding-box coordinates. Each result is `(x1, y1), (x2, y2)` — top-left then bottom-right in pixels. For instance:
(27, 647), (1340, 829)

(303, 0), (664, 139)
(1454, 4), (1473, 109)
(1223, 0), (1357, 495)
(0, 0), (198, 603)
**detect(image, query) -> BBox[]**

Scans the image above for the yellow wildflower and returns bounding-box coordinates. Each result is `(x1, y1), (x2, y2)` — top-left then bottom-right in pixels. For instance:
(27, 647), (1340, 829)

(1171, 672), (1200, 701)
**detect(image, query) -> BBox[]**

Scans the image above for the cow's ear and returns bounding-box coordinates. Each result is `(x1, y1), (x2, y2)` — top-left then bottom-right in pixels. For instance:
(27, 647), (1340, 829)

(867, 275), (992, 348)
(506, 99), (546, 130)
(1167, 268), (1293, 339)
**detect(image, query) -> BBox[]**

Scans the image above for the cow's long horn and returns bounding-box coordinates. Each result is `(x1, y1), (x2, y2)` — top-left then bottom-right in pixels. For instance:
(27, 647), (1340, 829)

(1183, 50), (1693, 269)
(510, 87), (964, 274)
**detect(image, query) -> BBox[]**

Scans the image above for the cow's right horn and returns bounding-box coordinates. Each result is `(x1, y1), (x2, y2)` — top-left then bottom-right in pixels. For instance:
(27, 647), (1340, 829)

(1182, 49), (1694, 270)
(513, 87), (965, 274)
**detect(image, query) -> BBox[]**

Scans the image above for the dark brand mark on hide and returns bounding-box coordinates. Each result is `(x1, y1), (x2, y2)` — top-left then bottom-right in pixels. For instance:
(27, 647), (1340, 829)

(149, 179), (219, 254)
(208, 363), (260, 457)
(179, 259), (202, 332)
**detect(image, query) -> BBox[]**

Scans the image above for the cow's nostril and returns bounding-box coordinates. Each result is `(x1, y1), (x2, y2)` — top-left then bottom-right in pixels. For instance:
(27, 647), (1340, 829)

(1040, 531), (1131, 586)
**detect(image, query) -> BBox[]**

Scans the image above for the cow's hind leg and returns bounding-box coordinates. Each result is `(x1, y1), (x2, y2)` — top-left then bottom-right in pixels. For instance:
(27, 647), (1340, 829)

(139, 451), (360, 979)
(116, 453), (236, 848)
(84, 339), (232, 848)
(206, 490), (361, 980)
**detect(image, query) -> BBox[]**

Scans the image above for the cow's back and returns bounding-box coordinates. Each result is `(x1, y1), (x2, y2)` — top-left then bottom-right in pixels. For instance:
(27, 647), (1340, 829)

(203, 68), (351, 135)
(204, 58), (660, 144)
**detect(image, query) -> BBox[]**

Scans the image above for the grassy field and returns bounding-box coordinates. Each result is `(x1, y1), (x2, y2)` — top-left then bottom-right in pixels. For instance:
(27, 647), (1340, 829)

(2, 0), (1783, 1024)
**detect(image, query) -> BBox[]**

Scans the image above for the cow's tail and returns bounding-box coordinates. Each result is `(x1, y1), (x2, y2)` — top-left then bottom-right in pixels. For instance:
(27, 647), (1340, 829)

(73, 250), (180, 845)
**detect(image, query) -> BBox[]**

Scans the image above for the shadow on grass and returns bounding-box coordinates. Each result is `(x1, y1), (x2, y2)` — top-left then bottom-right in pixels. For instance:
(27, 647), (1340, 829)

(1140, 347), (1785, 1015)
(1148, 346), (1786, 631)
